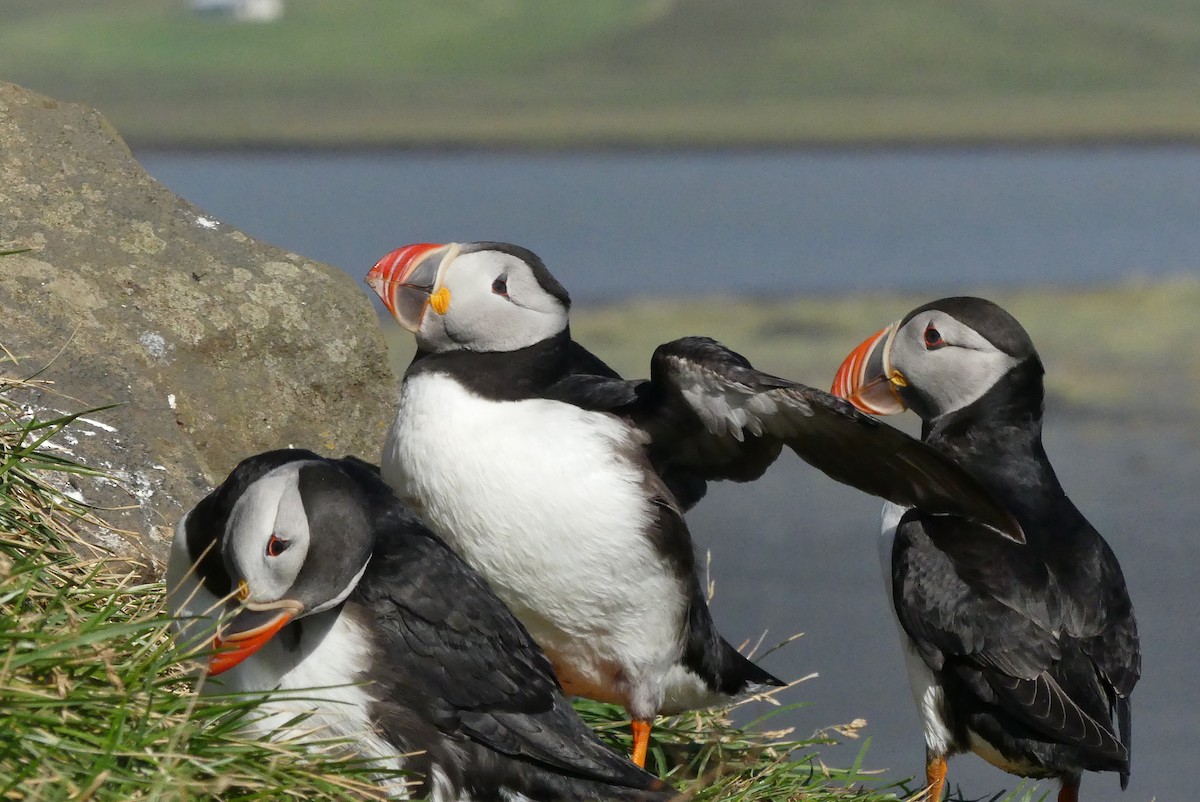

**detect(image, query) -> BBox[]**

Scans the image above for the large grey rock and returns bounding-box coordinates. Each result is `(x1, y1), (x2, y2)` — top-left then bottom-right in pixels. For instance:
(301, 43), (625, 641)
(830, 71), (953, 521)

(0, 81), (397, 569)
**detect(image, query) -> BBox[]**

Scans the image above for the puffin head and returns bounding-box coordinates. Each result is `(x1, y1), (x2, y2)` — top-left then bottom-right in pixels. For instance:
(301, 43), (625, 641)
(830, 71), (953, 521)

(186, 455), (376, 675)
(832, 296), (1041, 421)
(366, 241), (571, 354)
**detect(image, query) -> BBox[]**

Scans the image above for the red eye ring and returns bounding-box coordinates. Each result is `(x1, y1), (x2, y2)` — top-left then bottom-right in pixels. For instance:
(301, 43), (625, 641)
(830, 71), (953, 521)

(266, 534), (291, 558)
(924, 324), (946, 350)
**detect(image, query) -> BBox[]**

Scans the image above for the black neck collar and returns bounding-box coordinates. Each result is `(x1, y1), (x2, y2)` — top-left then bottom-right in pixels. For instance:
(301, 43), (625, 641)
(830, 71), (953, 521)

(407, 329), (575, 401)
(924, 356), (1046, 442)
(922, 357), (1062, 512)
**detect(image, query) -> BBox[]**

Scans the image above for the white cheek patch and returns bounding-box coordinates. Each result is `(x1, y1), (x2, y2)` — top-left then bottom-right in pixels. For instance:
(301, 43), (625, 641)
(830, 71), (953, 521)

(416, 303), (453, 352)
(896, 313), (1021, 416)
(435, 253), (567, 352)
(226, 465), (311, 601)
(164, 510), (195, 606)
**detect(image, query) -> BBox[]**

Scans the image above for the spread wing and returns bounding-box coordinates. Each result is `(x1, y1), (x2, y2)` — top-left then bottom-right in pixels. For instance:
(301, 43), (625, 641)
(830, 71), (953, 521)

(637, 337), (1023, 540)
(353, 504), (663, 793)
(892, 513), (1128, 764)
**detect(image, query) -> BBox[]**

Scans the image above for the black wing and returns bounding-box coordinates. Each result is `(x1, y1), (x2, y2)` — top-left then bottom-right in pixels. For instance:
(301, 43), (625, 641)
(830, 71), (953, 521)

(1045, 511), (1141, 702)
(1043, 509), (1140, 787)
(639, 471), (784, 697)
(352, 503), (667, 797)
(892, 512), (1128, 765)
(641, 337), (1023, 539)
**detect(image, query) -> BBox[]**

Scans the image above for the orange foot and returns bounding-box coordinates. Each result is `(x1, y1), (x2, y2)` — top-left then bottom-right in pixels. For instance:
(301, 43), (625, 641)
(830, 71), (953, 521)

(1058, 774), (1081, 802)
(631, 718), (652, 768)
(925, 753), (947, 801)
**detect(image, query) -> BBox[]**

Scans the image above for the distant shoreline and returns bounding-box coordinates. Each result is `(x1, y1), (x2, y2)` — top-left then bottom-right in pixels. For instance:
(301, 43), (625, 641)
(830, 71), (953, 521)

(128, 135), (1200, 156)
(12, 1), (1200, 163)
(378, 279), (1200, 422)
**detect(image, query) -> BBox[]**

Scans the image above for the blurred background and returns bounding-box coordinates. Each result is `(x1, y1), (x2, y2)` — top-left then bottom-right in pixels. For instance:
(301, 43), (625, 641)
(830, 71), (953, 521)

(2, 2), (1197, 800)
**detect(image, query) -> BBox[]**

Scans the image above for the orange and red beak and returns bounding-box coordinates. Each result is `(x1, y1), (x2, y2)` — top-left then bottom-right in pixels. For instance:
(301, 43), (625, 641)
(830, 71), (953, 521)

(208, 599), (304, 675)
(366, 242), (458, 331)
(831, 323), (908, 415)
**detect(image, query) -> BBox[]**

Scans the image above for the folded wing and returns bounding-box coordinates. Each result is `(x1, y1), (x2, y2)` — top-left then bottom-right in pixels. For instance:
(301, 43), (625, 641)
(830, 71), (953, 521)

(355, 507), (667, 793)
(893, 513), (1128, 765)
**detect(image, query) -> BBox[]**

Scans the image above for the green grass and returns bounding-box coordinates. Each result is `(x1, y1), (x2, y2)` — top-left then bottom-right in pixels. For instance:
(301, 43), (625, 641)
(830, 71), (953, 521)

(0, 358), (912, 800)
(5, 0), (1200, 146)
(578, 691), (902, 801)
(0, 375), (408, 800)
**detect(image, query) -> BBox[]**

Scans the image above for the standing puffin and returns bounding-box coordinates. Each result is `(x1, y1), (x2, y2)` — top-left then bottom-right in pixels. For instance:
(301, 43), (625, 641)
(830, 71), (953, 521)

(831, 297), (1140, 802)
(166, 449), (674, 802)
(366, 242), (1022, 766)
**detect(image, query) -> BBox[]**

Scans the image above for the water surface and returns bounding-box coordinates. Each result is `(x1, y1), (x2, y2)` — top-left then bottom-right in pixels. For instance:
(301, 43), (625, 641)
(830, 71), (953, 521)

(138, 147), (1200, 300)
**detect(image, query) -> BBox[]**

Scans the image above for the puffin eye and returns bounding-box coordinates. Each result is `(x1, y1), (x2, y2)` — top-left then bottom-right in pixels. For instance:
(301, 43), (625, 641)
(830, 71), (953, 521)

(266, 534), (291, 558)
(491, 276), (508, 296)
(923, 324), (946, 350)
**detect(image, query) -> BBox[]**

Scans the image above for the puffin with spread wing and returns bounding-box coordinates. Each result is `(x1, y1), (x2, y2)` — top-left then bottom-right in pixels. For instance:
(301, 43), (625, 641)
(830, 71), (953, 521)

(832, 297), (1139, 801)
(367, 242), (1021, 766)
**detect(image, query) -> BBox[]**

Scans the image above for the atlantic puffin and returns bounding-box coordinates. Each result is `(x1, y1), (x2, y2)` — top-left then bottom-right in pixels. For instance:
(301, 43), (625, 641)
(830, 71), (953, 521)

(831, 297), (1139, 802)
(365, 242), (1022, 766)
(165, 449), (674, 802)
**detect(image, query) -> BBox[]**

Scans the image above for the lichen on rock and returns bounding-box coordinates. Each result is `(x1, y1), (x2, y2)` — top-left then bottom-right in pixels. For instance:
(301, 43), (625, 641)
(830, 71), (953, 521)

(0, 80), (397, 571)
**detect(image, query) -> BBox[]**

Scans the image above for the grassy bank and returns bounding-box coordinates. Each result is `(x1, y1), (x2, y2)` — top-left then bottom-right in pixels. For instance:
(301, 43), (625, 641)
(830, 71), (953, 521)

(4, 0), (1200, 147)
(0, 368), (907, 799)
(0, 376), (403, 800)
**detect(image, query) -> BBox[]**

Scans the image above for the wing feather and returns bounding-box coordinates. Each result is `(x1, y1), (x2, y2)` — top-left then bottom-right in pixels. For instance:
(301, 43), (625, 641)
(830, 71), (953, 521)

(647, 337), (1023, 540)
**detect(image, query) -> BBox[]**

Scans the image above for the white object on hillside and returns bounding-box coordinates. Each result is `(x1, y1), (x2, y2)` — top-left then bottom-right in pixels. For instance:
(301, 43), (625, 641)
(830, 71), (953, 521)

(190, 0), (284, 23)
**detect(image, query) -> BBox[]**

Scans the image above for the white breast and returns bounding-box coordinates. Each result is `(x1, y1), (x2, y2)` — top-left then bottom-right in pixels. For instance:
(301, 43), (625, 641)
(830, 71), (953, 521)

(226, 613), (396, 757)
(188, 611), (408, 795)
(878, 501), (907, 600)
(382, 372), (691, 715)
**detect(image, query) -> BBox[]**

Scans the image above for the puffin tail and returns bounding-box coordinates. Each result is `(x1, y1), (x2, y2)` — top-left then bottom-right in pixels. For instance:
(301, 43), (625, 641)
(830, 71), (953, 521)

(682, 577), (784, 697)
(719, 635), (786, 694)
(1117, 693), (1132, 789)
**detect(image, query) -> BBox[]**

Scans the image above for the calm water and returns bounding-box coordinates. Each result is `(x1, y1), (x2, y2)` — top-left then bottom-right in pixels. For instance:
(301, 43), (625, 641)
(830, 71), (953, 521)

(138, 148), (1198, 801)
(137, 148), (1200, 299)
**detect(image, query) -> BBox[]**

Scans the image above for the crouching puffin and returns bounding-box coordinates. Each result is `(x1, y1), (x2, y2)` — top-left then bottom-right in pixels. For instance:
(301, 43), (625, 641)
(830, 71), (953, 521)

(832, 297), (1140, 802)
(165, 449), (674, 802)
(366, 241), (1022, 767)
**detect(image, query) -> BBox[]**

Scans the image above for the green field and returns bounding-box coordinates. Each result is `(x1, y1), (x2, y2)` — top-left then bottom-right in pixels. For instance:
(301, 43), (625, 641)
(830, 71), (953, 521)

(595, 283), (1197, 424)
(4, 0), (1200, 147)
(381, 279), (1200, 421)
